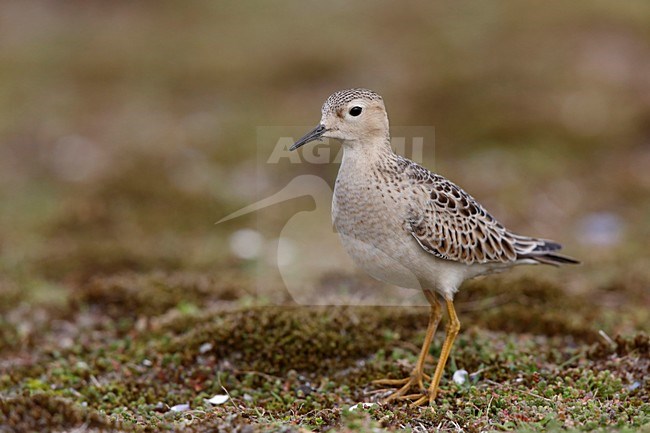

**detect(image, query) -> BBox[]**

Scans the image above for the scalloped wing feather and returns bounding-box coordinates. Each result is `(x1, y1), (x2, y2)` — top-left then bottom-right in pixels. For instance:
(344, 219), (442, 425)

(402, 160), (555, 265)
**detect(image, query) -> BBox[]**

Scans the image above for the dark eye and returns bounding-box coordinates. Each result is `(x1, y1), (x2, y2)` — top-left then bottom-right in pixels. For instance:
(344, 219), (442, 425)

(349, 106), (362, 116)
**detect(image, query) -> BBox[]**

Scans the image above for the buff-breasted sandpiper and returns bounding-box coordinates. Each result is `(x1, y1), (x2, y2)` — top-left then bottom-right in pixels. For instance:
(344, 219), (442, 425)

(290, 88), (579, 406)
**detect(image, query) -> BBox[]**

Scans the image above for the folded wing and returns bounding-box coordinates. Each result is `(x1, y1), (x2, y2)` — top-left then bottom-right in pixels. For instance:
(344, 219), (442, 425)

(402, 161), (578, 266)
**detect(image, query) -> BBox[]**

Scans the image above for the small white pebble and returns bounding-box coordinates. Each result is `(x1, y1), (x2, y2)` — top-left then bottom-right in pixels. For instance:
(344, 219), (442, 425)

(142, 359), (153, 367)
(349, 402), (376, 411)
(453, 369), (469, 385)
(206, 394), (229, 405)
(170, 403), (190, 412)
(199, 343), (213, 354)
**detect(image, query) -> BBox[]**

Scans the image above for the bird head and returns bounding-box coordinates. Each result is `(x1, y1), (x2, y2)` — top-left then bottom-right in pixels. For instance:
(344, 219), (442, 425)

(290, 88), (389, 151)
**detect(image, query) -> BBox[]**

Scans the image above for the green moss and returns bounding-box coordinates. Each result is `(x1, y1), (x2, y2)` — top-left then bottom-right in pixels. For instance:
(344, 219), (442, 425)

(2, 293), (648, 431)
(0, 393), (127, 432)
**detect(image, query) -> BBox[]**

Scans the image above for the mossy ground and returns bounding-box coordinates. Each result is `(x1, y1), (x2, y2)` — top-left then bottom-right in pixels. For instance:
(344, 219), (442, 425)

(1, 273), (648, 432)
(1, 2), (650, 432)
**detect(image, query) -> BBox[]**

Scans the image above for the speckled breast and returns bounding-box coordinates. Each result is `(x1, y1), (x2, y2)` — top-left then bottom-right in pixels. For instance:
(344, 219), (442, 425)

(332, 164), (423, 290)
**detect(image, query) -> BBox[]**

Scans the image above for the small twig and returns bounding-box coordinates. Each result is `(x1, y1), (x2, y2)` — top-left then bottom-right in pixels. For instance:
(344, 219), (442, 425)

(598, 330), (616, 348)
(558, 352), (583, 369)
(365, 388), (391, 396)
(518, 388), (553, 403)
(216, 371), (239, 413)
(470, 365), (495, 378)
(450, 419), (464, 432)
(486, 394), (494, 416)
(90, 375), (101, 388)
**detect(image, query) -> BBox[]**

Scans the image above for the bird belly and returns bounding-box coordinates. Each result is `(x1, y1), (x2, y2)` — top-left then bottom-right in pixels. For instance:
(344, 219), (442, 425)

(336, 231), (423, 289)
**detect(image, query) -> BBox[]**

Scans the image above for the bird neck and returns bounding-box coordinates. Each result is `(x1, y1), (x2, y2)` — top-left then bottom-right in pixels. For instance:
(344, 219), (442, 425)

(340, 134), (394, 166)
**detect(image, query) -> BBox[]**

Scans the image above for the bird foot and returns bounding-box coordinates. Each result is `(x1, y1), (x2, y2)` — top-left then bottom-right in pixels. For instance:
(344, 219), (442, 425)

(389, 389), (439, 407)
(372, 372), (431, 404)
(409, 390), (438, 407)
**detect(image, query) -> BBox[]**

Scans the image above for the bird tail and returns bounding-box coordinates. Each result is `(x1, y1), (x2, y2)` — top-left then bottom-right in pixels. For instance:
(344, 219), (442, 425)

(513, 236), (580, 266)
(527, 252), (581, 266)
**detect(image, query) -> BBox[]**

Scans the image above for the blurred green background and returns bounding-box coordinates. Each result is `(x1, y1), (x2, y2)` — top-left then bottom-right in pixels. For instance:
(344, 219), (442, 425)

(1, 1), (649, 323)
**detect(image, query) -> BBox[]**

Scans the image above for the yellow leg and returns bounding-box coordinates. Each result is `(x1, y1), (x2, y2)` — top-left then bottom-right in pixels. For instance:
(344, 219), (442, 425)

(414, 290), (442, 384)
(373, 290), (442, 402)
(412, 298), (460, 407)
